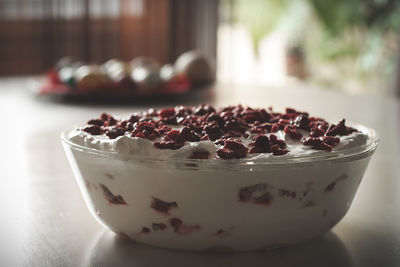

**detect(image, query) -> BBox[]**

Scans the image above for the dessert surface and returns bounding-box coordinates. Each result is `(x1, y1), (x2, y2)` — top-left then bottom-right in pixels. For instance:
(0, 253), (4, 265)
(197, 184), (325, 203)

(67, 104), (370, 160)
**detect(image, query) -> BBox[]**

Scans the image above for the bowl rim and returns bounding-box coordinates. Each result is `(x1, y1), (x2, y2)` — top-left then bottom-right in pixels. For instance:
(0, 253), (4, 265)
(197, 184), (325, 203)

(61, 123), (379, 168)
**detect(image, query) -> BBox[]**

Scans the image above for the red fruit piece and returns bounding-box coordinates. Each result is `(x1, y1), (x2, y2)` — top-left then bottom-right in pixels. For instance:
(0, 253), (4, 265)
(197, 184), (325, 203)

(165, 130), (184, 143)
(271, 144), (289, 156)
(249, 135), (271, 154)
(100, 112), (111, 121)
(180, 126), (201, 142)
(250, 127), (266, 134)
(271, 124), (279, 132)
(151, 197), (178, 213)
(132, 121), (160, 140)
(223, 130), (244, 138)
(203, 124), (224, 141)
(301, 137), (333, 151)
(224, 119), (248, 133)
(106, 127), (125, 139)
(83, 125), (104, 135)
(293, 115), (310, 131)
(310, 128), (325, 137)
(284, 125), (303, 140)
(100, 113), (117, 126)
(169, 218), (183, 232)
(193, 104), (216, 116)
(168, 218), (200, 235)
(326, 119), (357, 136)
(105, 117), (117, 127)
(87, 119), (104, 126)
(259, 109), (272, 122)
(322, 136), (340, 146)
(217, 139), (248, 159)
(259, 122), (273, 132)
(154, 141), (184, 150)
(309, 120), (329, 132)
(301, 137), (321, 147)
(285, 107), (297, 114)
(242, 114), (258, 123)
(175, 106), (192, 117)
(159, 108), (176, 118)
(160, 116), (178, 125)
(269, 134), (287, 149)
(159, 125), (173, 135)
(100, 184), (127, 205)
(241, 109), (262, 123)
(206, 113), (224, 127)
(129, 115), (141, 123)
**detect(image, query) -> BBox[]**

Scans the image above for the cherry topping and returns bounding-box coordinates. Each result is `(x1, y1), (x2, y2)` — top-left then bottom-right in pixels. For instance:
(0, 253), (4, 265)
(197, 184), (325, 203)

(83, 105), (359, 157)
(206, 113), (224, 127)
(193, 104), (216, 116)
(159, 107), (176, 118)
(165, 130), (184, 143)
(269, 134), (287, 149)
(293, 115), (310, 131)
(302, 137), (333, 151)
(271, 145), (289, 155)
(100, 112), (111, 121)
(104, 116), (117, 127)
(83, 125), (104, 135)
(310, 128), (325, 137)
(154, 141), (184, 150)
(106, 127), (125, 139)
(159, 125), (173, 135)
(180, 126), (201, 142)
(203, 124), (224, 141)
(87, 119), (104, 126)
(131, 121), (160, 140)
(129, 115), (140, 123)
(284, 125), (303, 140)
(249, 135), (271, 154)
(286, 108), (297, 114)
(322, 136), (340, 146)
(326, 119), (357, 136)
(217, 139), (248, 159)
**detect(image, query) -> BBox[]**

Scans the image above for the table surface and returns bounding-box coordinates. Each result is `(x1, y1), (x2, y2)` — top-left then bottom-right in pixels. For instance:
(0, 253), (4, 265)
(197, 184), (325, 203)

(1, 77), (399, 267)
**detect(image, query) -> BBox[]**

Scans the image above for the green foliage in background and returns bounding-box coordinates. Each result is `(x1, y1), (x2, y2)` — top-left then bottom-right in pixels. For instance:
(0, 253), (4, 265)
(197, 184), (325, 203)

(310, 0), (400, 35)
(229, 0), (400, 93)
(232, 0), (291, 54)
(232, 0), (400, 58)
(309, 0), (400, 61)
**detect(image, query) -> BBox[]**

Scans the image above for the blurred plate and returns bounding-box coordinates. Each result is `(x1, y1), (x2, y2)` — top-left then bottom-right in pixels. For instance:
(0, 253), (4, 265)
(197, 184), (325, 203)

(30, 72), (212, 103)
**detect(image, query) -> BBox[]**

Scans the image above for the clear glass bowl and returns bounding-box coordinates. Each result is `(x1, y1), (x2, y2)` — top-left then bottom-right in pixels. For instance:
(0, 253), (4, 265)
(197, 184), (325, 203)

(61, 126), (378, 251)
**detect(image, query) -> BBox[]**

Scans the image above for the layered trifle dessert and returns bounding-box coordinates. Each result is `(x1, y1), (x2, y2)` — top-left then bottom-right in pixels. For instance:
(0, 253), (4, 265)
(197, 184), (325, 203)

(62, 105), (377, 251)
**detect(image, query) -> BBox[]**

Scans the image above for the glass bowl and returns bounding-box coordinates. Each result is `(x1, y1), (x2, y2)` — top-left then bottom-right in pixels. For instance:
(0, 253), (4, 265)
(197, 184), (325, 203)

(61, 125), (378, 251)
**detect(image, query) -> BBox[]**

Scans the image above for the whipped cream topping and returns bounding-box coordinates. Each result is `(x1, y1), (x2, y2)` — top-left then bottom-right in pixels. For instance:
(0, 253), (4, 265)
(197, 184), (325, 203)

(67, 125), (370, 160)
(65, 105), (374, 160)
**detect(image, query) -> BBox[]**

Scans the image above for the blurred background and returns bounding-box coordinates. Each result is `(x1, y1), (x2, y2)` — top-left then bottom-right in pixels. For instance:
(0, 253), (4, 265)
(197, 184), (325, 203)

(1, 0), (400, 97)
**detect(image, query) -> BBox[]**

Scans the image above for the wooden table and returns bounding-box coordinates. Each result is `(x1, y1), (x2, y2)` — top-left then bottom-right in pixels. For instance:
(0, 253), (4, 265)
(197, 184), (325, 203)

(1, 77), (399, 267)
